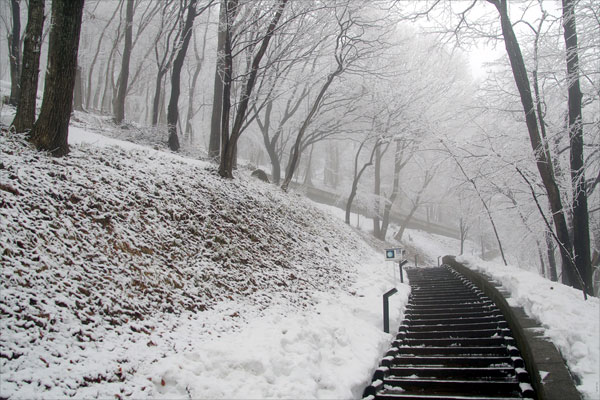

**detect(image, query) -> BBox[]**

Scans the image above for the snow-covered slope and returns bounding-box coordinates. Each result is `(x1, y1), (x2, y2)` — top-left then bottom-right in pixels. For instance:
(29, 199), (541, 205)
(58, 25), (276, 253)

(0, 127), (408, 399)
(2, 117), (597, 399)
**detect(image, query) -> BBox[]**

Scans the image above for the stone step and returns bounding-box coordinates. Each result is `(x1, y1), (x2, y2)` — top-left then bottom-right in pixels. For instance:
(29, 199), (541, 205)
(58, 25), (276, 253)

(397, 337), (507, 348)
(404, 310), (499, 320)
(394, 345), (509, 357)
(401, 328), (506, 339)
(401, 321), (508, 332)
(388, 366), (516, 380)
(405, 304), (496, 313)
(405, 315), (503, 326)
(380, 377), (521, 397)
(390, 355), (519, 368)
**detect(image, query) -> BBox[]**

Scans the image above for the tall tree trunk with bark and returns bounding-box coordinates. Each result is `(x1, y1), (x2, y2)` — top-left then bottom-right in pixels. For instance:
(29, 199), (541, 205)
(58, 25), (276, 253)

(379, 140), (408, 240)
(459, 218), (468, 255)
(8, 0), (21, 106)
(303, 144), (314, 185)
(167, 0), (198, 151)
(394, 169), (435, 242)
(185, 22), (209, 143)
(12, 0), (45, 133)
(29, 0), (85, 157)
(86, 0), (122, 109)
(114, 0), (134, 124)
(219, 0), (288, 178)
(281, 63), (342, 190)
(208, 0), (227, 160)
(562, 0), (592, 295)
(489, 0), (580, 286)
(373, 145), (382, 237)
(546, 230), (558, 282)
(151, 69), (168, 126)
(73, 65), (84, 111)
(256, 101), (283, 184)
(345, 139), (381, 224)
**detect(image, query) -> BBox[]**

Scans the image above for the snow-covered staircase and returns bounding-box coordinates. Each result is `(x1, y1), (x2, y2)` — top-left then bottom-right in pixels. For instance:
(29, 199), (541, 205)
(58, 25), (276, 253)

(363, 266), (535, 400)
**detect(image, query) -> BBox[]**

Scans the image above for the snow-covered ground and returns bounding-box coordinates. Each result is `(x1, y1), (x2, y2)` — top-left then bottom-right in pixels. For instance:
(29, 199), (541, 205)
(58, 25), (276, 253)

(456, 254), (600, 400)
(319, 203), (599, 400)
(0, 119), (409, 399)
(1, 108), (598, 399)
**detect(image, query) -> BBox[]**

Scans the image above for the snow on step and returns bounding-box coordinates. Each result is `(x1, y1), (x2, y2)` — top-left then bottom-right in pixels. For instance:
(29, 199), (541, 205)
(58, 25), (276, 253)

(363, 266), (535, 399)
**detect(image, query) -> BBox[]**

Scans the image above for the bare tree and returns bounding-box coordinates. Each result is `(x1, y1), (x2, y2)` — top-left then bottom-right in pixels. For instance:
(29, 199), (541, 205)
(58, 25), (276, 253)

(113, 0), (134, 124)
(394, 159), (439, 243)
(85, 0), (122, 109)
(184, 19), (210, 144)
(345, 134), (388, 225)
(487, 0), (585, 290)
(218, 0), (289, 178)
(562, 0), (592, 295)
(379, 138), (412, 240)
(150, 0), (180, 126)
(168, 0), (204, 151)
(7, 0), (21, 106)
(280, 9), (349, 191)
(11, 0), (45, 133)
(208, 0), (227, 159)
(29, 0), (85, 157)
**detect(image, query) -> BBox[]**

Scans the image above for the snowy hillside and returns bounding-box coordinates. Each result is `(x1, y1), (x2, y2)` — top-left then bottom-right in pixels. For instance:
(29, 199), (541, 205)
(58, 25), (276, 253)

(1, 116), (598, 399)
(0, 125), (409, 399)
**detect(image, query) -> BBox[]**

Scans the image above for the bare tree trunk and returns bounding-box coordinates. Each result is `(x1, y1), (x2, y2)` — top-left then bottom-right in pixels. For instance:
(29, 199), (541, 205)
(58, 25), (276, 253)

(73, 65), (84, 111)
(92, 61), (104, 109)
(562, 0), (592, 295)
(395, 168), (435, 242)
(219, 0), (236, 173)
(29, 0), (85, 157)
(459, 218), (468, 255)
(380, 140), (409, 240)
(373, 145), (382, 237)
(8, 0), (21, 106)
(12, 0), (45, 133)
(281, 63), (342, 190)
(537, 241), (546, 278)
(303, 144), (314, 185)
(151, 69), (167, 126)
(167, 0), (198, 151)
(489, 0), (574, 274)
(101, 48), (118, 113)
(208, 0), (227, 160)
(114, 0), (134, 124)
(185, 21), (209, 143)
(345, 139), (381, 224)
(85, 0), (122, 109)
(219, 0), (288, 178)
(546, 230), (558, 282)
(256, 102), (282, 184)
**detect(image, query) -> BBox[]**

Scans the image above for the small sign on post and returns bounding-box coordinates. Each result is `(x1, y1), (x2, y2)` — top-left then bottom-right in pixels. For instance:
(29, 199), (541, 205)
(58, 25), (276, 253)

(385, 248), (404, 261)
(385, 248), (407, 283)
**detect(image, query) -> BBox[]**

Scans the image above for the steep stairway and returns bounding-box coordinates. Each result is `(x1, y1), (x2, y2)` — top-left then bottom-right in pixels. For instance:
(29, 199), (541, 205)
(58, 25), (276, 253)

(363, 266), (536, 400)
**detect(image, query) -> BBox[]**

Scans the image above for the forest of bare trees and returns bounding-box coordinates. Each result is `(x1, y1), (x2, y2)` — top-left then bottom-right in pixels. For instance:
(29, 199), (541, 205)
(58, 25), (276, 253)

(1, 0), (598, 296)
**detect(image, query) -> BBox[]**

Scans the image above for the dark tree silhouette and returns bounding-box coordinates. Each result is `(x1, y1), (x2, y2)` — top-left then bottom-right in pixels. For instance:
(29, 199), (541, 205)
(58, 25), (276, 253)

(8, 0), (21, 106)
(12, 0), (45, 133)
(562, 0), (592, 295)
(113, 0), (134, 124)
(29, 0), (85, 156)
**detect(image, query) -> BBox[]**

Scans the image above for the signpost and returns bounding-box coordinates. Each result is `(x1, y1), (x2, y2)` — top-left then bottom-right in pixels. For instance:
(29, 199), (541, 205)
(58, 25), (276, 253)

(385, 247), (407, 283)
(382, 248), (408, 332)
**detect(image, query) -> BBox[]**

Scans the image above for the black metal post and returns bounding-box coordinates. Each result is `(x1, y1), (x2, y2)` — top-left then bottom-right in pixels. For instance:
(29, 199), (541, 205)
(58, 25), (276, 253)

(383, 288), (398, 333)
(399, 260), (408, 283)
(414, 255), (418, 267)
